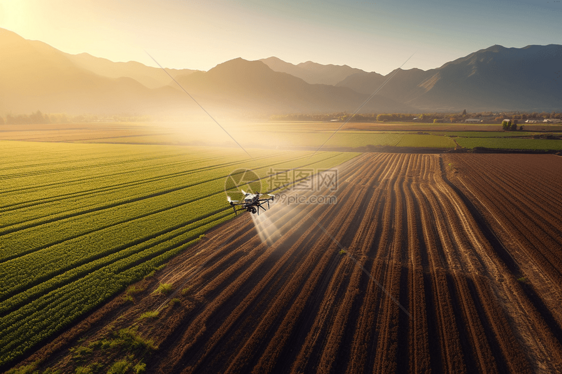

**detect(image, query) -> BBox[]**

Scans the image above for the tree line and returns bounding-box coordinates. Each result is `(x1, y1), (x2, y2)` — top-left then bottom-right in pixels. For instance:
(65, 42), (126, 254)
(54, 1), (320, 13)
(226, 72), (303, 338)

(1, 110), (560, 125)
(0, 111), (152, 125)
(501, 119), (522, 131)
(270, 111), (562, 123)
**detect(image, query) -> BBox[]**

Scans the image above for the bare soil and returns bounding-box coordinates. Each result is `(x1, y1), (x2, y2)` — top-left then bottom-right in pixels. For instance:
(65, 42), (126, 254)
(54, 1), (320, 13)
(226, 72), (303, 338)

(8, 153), (562, 374)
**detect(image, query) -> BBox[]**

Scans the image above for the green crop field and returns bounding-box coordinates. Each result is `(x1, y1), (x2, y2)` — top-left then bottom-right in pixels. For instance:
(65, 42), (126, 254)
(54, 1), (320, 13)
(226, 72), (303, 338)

(430, 131), (536, 138)
(328, 133), (456, 148)
(456, 137), (562, 150)
(0, 140), (358, 367)
(231, 131), (456, 149)
(393, 134), (456, 148)
(80, 131), (457, 149)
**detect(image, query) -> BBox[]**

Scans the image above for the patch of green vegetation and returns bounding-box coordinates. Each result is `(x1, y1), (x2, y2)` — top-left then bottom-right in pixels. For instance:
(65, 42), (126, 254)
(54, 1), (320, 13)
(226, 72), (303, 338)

(181, 286), (191, 295)
(168, 298), (181, 307)
(155, 264), (167, 271)
(517, 277), (529, 284)
(457, 137), (562, 150)
(6, 362), (61, 374)
(105, 356), (145, 374)
(88, 339), (112, 351)
(153, 283), (173, 295)
(395, 134), (456, 148)
(70, 346), (94, 362)
(339, 249), (347, 256)
(114, 328), (156, 351)
(138, 311), (159, 320)
(5, 361), (39, 374)
(66, 330), (154, 373)
(125, 285), (145, 296)
(43, 368), (62, 374)
(143, 270), (156, 279)
(133, 362), (146, 374)
(123, 284), (146, 303)
(107, 360), (131, 374)
(447, 162), (458, 172)
(75, 366), (93, 374)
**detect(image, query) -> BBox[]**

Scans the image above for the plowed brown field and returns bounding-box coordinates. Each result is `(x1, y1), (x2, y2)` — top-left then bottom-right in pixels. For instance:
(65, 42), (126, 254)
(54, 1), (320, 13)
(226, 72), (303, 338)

(11, 153), (562, 374)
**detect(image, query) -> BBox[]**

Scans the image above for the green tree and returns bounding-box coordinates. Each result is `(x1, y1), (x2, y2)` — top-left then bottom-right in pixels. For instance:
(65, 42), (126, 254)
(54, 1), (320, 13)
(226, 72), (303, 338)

(502, 120), (511, 131)
(377, 114), (392, 122)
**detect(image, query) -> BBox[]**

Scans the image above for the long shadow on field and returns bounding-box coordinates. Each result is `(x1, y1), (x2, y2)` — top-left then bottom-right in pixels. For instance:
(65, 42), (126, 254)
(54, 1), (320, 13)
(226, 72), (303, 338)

(438, 157), (562, 349)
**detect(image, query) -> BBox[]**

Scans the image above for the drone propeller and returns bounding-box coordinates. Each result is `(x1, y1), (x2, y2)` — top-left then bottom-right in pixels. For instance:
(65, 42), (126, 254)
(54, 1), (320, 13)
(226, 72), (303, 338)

(227, 196), (240, 204)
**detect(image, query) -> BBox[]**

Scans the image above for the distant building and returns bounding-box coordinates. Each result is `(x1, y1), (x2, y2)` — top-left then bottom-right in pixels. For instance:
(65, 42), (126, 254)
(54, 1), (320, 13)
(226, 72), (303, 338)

(465, 119), (482, 123)
(543, 119), (562, 123)
(525, 120), (539, 123)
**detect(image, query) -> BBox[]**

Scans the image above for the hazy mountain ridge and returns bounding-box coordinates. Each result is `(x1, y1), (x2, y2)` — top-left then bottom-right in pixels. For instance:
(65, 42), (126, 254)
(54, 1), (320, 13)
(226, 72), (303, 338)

(67, 53), (200, 89)
(1, 27), (560, 115)
(337, 44), (562, 111)
(260, 56), (365, 85)
(174, 58), (412, 114)
(0, 28), (412, 115)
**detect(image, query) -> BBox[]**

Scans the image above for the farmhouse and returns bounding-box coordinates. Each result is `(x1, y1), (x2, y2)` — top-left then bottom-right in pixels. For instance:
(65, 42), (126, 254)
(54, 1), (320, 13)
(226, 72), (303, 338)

(543, 119), (562, 123)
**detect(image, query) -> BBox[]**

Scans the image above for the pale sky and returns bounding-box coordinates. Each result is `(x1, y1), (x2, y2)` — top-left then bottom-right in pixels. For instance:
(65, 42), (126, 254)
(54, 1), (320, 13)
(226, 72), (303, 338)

(1, 0), (560, 74)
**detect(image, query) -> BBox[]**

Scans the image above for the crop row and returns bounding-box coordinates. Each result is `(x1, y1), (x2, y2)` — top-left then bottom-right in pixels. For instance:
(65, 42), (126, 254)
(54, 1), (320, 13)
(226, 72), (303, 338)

(0, 141), (358, 368)
(1, 147), (251, 201)
(2, 151), (354, 297)
(0, 208), (231, 316)
(0, 211), (229, 367)
(0, 151), (304, 230)
(1, 152), (350, 264)
(0, 150), (230, 208)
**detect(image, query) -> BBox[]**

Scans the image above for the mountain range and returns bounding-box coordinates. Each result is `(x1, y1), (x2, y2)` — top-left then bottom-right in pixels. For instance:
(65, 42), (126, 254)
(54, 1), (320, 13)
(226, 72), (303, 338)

(335, 45), (562, 112)
(1, 27), (560, 116)
(259, 57), (364, 86)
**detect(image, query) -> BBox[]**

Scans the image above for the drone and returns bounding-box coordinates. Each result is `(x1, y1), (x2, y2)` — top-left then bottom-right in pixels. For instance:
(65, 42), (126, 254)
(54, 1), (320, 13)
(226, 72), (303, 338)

(227, 190), (275, 215)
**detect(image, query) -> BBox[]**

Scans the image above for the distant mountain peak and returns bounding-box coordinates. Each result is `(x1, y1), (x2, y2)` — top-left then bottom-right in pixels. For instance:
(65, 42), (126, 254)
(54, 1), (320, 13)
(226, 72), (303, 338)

(260, 56), (366, 85)
(209, 58), (272, 75)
